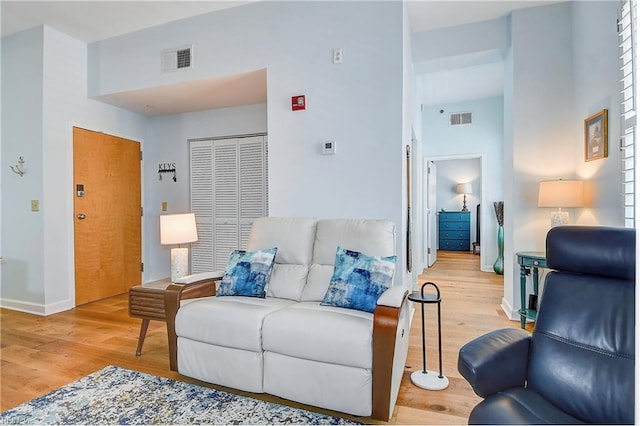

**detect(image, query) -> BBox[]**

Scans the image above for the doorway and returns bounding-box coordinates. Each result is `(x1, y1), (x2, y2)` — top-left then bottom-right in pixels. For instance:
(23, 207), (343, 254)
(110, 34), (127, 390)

(73, 127), (142, 305)
(423, 155), (483, 270)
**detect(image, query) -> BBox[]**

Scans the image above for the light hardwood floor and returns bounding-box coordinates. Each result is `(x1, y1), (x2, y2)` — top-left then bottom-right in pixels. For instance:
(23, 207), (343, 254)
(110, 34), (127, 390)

(0, 251), (530, 424)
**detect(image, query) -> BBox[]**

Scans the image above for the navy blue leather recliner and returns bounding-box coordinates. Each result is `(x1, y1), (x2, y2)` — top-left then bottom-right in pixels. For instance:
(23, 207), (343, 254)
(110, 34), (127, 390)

(458, 226), (635, 424)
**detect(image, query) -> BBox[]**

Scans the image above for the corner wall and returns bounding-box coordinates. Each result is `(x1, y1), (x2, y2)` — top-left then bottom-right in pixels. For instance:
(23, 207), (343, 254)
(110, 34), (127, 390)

(1, 26), (147, 315)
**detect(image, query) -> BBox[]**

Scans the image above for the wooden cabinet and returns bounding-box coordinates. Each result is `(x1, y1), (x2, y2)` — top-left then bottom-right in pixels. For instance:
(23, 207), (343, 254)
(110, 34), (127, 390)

(438, 211), (470, 251)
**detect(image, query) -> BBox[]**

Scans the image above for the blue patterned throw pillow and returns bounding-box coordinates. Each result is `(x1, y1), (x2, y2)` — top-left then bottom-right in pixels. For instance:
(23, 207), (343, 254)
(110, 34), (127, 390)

(321, 246), (397, 313)
(218, 247), (277, 298)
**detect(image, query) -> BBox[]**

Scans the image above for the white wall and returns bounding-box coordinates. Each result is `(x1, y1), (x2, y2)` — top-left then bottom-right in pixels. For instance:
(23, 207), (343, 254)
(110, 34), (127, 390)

(423, 97), (504, 271)
(89, 1), (408, 285)
(1, 27), (45, 307)
(144, 104), (267, 281)
(1, 26), (147, 315)
(572, 1), (623, 226)
(507, 3), (576, 319)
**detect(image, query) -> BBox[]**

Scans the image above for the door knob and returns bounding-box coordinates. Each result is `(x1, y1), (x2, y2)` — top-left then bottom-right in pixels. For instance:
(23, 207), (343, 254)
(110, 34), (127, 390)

(77, 214), (86, 220)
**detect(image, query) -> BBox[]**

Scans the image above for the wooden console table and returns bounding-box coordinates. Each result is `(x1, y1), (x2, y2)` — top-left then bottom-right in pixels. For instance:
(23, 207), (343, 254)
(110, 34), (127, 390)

(129, 278), (216, 356)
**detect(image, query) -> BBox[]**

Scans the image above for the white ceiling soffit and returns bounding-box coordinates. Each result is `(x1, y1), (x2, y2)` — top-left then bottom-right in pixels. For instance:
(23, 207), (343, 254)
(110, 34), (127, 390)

(0, 1), (252, 43)
(407, 0), (562, 33)
(418, 61), (504, 107)
(95, 68), (267, 117)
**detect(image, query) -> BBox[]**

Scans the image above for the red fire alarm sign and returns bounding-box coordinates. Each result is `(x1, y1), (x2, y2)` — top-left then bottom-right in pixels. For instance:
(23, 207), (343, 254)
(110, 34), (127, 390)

(292, 95), (306, 111)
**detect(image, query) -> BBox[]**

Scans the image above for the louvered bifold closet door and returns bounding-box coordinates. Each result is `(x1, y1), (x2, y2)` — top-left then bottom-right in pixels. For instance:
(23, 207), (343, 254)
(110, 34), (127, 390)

(190, 135), (268, 272)
(213, 140), (239, 270)
(239, 136), (267, 248)
(189, 141), (214, 273)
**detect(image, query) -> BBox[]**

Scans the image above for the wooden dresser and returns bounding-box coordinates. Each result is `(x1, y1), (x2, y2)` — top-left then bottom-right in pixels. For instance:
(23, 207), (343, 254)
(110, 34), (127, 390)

(438, 211), (471, 251)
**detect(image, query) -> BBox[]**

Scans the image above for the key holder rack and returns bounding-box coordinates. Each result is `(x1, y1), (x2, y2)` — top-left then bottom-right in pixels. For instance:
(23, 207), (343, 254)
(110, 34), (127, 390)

(158, 163), (177, 182)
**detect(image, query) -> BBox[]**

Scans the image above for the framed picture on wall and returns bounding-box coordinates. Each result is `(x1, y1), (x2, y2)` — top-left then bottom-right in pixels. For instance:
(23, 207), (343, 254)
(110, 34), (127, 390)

(584, 109), (608, 162)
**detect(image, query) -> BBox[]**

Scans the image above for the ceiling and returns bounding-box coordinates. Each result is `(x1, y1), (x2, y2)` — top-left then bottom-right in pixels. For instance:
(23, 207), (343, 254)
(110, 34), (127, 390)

(0, 0), (558, 115)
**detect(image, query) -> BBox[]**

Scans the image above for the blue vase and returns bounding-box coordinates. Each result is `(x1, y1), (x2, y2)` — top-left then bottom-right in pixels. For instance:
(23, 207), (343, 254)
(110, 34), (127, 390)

(493, 225), (504, 275)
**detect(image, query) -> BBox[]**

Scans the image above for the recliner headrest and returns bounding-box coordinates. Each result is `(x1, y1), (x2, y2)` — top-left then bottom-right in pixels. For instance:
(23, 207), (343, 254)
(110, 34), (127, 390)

(546, 226), (635, 280)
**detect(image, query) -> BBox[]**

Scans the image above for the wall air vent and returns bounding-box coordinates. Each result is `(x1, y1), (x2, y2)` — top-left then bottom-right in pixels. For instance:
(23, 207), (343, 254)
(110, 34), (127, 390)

(162, 45), (193, 72)
(450, 112), (473, 126)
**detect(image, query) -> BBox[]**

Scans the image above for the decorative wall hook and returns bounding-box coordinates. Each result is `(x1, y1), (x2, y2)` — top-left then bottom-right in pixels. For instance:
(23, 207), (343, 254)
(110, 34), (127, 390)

(158, 162), (177, 182)
(10, 156), (25, 176)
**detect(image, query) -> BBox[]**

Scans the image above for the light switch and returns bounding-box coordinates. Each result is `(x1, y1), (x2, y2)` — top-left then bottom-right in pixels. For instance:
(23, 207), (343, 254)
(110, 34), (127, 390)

(162, 201), (168, 212)
(31, 200), (39, 212)
(322, 141), (336, 155)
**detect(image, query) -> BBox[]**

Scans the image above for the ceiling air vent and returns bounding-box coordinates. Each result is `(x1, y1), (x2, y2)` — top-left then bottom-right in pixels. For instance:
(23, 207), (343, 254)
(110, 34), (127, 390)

(450, 112), (473, 126)
(162, 45), (193, 72)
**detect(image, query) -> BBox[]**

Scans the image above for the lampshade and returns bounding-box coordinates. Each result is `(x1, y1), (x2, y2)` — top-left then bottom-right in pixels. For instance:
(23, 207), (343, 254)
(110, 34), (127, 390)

(456, 183), (472, 195)
(538, 180), (584, 208)
(160, 213), (198, 245)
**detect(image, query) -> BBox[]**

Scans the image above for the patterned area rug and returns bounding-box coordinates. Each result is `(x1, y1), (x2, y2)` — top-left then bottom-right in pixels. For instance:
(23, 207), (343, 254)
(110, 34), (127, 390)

(0, 365), (361, 425)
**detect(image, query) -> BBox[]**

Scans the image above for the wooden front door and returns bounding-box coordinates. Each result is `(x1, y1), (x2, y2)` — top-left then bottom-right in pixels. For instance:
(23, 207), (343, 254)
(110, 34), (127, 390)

(73, 127), (141, 305)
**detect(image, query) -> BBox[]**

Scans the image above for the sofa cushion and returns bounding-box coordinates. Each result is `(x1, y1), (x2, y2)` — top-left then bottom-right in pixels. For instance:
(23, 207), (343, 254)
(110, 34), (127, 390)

(321, 246), (396, 313)
(247, 217), (317, 265)
(218, 248), (277, 298)
(262, 302), (373, 369)
(175, 296), (295, 352)
(246, 217), (317, 300)
(302, 264), (334, 301)
(302, 219), (396, 302)
(311, 219), (396, 265)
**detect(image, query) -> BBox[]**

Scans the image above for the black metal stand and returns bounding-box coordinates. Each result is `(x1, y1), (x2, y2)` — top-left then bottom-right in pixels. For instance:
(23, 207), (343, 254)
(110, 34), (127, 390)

(407, 282), (449, 390)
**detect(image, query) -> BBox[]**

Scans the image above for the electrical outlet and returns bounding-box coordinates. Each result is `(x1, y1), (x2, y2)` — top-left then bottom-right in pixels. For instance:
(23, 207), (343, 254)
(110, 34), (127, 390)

(333, 48), (342, 64)
(31, 200), (39, 212)
(162, 201), (168, 212)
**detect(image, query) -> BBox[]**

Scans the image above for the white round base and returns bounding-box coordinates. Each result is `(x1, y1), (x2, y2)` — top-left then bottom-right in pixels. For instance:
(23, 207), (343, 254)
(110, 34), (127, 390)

(410, 370), (449, 390)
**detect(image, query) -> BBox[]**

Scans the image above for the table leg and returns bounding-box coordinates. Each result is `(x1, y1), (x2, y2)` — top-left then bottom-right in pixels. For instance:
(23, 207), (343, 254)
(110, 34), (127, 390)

(420, 303), (426, 373)
(136, 319), (150, 356)
(520, 265), (527, 329)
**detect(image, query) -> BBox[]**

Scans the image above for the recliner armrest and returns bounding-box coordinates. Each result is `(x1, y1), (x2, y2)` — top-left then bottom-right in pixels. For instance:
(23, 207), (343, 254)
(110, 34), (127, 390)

(458, 328), (531, 397)
(377, 285), (408, 308)
(173, 270), (225, 284)
(164, 279), (219, 371)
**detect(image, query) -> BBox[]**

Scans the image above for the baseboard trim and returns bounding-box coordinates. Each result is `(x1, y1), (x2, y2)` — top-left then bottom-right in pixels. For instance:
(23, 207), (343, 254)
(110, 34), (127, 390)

(500, 297), (518, 321)
(0, 297), (74, 316)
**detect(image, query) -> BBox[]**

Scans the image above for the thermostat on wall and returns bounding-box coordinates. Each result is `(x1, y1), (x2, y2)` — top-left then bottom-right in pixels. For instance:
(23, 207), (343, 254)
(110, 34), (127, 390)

(322, 141), (336, 155)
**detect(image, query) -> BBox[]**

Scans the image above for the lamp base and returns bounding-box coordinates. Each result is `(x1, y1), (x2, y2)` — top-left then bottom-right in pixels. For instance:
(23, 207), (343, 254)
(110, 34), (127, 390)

(461, 194), (468, 212)
(550, 211), (569, 227)
(170, 247), (189, 282)
(410, 370), (449, 391)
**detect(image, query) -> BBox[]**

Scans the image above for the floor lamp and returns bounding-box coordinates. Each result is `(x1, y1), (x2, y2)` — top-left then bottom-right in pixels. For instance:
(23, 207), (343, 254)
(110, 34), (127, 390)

(160, 213), (198, 282)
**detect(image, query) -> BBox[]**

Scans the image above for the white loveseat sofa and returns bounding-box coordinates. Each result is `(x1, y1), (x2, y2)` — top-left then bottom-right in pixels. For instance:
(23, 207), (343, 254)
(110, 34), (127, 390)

(164, 218), (410, 420)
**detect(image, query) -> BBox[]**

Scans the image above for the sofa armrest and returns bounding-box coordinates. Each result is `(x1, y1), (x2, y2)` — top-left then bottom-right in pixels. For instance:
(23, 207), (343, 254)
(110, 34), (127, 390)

(371, 288), (409, 420)
(377, 285), (408, 308)
(164, 279), (218, 371)
(173, 270), (225, 284)
(458, 328), (531, 397)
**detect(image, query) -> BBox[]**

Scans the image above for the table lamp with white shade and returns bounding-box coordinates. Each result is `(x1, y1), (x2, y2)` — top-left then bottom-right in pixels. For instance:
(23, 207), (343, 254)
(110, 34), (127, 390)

(456, 183), (473, 212)
(538, 179), (584, 227)
(160, 213), (198, 282)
